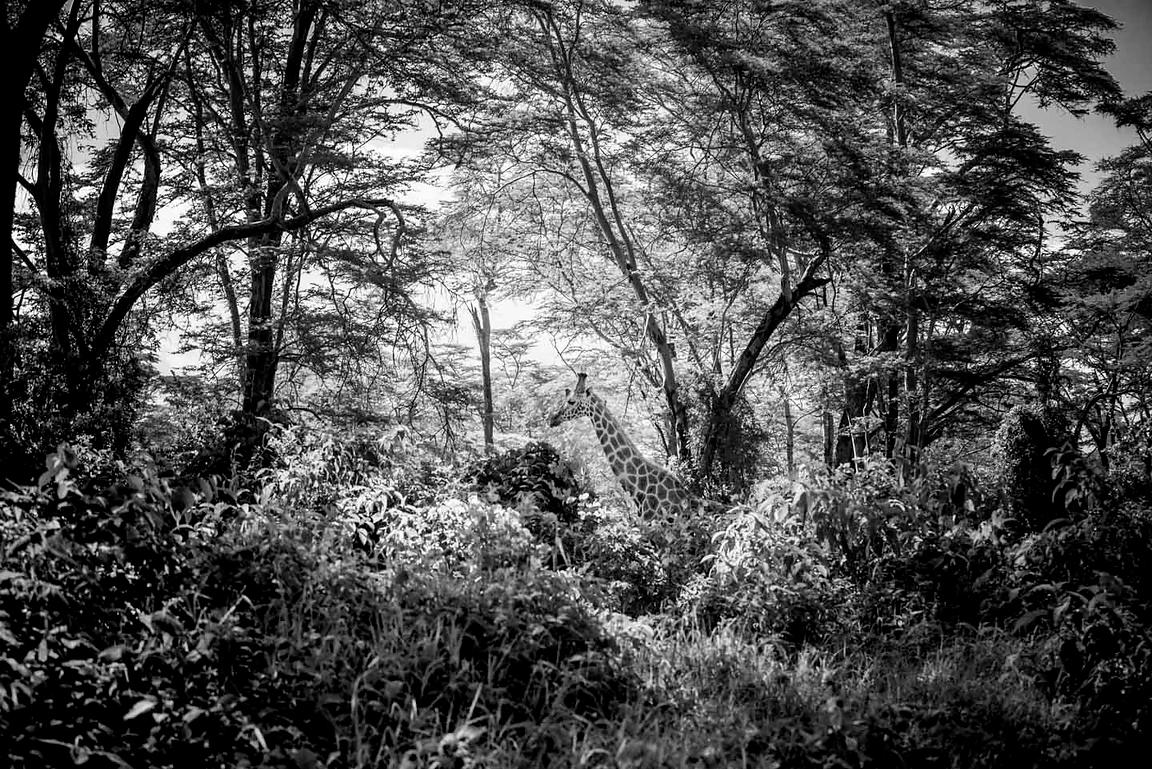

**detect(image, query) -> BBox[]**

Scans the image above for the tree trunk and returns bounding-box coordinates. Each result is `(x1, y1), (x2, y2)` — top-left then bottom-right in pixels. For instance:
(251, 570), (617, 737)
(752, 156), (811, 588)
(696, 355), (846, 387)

(822, 405), (836, 470)
(237, 0), (317, 422)
(903, 291), (922, 466)
(0, 1), (68, 462)
(470, 295), (494, 451)
(831, 6), (914, 471)
(830, 332), (872, 468)
(241, 239), (280, 417)
(697, 261), (829, 479)
(782, 392), (796, 479)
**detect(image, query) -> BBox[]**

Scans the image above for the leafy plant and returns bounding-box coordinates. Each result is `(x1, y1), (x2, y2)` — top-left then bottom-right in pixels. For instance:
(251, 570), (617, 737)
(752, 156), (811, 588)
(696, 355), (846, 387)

(797, 457), (982, 580)
(678, 507), (853, 647)
(465, 442), (586, 524)
(991, 404), (1072, 533)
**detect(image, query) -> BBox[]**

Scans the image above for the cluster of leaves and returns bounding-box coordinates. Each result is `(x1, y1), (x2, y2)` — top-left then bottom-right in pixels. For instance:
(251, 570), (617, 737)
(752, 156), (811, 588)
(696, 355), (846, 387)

(795, 457), (985, 581)
(626, 617), (1076, 769)
(187, 542), (636, 767)
(674, 461), (997, 647)
(134, 374), (239, 476)
(1, 446), (215, 766)
(250, 423), (464, 559)
(464, 442), (584, 534)
(465, 442), (676, 614)
(678, 509), (854, 648)
(768, 445), (1152, 759)
(991, 404), (1074, 532)
(1001, 454), (1152, 745)
(4, 321), (155, 482)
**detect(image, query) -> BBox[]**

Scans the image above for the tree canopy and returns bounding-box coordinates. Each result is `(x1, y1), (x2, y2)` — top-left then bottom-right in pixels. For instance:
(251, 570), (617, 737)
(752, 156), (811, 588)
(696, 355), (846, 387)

(0, 0), (1144, 490)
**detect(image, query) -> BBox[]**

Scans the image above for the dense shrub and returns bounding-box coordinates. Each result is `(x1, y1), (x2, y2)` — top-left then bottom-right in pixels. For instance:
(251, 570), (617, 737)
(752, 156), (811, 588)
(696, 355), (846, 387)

(1003, 486), (1152, 744)
(248, 423), (472, 556)
(677, 509), (853, 647)
(0, 444), (639, 768)
(7, 425), (1152, 767)
(684, 378), (773, 493)
(1, 320), (156, 485)
(343, 490), (539, 572)
(135, 374), (236, 476)
(0, 447), (204, 767)
(797, 457), (982, 579)
(991, 403), (1071, 533)
(564, 497), (672, 614)
(465, 442), (673, 613)
(187, 539), (638, 766)
(465, 441), (586, 533)
(864, 528), (1007, 631)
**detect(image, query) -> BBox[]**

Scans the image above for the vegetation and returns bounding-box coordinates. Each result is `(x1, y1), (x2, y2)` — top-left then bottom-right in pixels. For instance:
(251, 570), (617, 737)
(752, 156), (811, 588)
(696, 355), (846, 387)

(4, 436), (1151, 767)
(3, 0), (1151, 766)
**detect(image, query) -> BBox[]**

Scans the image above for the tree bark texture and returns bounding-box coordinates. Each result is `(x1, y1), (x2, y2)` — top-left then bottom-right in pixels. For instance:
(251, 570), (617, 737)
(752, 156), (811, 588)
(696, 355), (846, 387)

(470, 295), (495, 451)
(0, 1), (69, 459)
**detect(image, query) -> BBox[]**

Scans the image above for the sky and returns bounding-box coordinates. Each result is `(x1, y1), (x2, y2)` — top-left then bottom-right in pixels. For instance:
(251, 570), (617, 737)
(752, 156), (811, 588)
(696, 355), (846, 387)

(1021, 0), (1152, 188)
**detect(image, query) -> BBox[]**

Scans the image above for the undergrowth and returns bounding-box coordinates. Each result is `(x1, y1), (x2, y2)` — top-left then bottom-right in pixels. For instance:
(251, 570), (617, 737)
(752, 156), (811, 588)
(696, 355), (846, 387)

(2, 426), (1151, 767)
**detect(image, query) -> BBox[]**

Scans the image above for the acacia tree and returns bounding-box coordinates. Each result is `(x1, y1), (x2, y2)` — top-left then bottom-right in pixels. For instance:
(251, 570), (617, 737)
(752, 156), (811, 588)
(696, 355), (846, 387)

(802, 0), (1120, 470)
(460, 0), (697, 459)
(169, 0), (486, 427)
(3, 0), (486, 474)
(8, 0), (201, 460)
(456, 1), (884, 482)
(635, 0), (884, 482)
(1058, 93), (1152, 474)
(435, 163), (537, 451)
(447, 0), (1121, 485)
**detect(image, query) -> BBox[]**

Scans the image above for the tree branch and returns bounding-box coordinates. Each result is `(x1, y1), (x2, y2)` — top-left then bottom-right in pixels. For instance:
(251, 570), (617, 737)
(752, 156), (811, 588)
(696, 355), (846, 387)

(91, 197), (398, 360)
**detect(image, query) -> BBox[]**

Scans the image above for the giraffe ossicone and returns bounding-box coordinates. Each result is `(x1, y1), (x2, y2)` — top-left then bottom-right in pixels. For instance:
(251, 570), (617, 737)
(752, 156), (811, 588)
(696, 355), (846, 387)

(547, 372), (698, 517)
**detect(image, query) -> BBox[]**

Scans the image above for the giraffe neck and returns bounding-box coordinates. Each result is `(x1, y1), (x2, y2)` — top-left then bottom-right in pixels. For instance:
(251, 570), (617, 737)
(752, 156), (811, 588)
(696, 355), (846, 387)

(585, 393), (651, 479)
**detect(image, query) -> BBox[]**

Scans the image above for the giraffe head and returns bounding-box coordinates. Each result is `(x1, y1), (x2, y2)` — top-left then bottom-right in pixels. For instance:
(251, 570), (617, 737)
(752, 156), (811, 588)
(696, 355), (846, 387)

(548, 372), (596, 427)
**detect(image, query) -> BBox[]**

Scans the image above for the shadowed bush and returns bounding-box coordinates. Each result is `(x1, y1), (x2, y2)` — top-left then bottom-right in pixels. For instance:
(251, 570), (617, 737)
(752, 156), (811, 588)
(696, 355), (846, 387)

(0, 445), (638, 768)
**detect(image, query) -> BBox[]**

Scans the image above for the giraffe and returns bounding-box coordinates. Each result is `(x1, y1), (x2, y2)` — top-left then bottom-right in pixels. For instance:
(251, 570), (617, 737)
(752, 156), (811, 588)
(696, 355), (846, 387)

(548, 372), (699, 518)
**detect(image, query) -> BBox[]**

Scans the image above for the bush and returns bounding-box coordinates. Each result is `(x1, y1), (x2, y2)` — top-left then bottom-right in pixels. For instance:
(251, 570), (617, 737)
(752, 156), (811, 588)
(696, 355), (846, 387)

(343, 490), (539, 572)
(863, 527), (1007, 631)
(465, 442), (587, 535)
(8, 425), (1152, 767)
(677, 509), (853, 647)
(2, 321), (154, 484)
(991, 404), (1071, 533)
(797, 457), (982, 580)
(1, 446), (202, 767)
(0, 443), (640, 768)
(189, 539), (638, 766)
(135, 374), (235, 476)
(564, 497), (671, 614)
(1005, 508), (1152, 739)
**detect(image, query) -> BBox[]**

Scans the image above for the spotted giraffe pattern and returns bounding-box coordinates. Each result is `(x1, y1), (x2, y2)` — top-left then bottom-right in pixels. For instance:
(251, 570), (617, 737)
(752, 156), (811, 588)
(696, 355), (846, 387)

(548, 373), (696, 518)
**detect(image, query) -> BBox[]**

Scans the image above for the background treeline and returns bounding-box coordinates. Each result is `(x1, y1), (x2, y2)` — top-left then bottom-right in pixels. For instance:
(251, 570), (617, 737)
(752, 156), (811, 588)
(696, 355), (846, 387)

(1, 0), (1147, 486)
(2, 0), (1151, 767)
